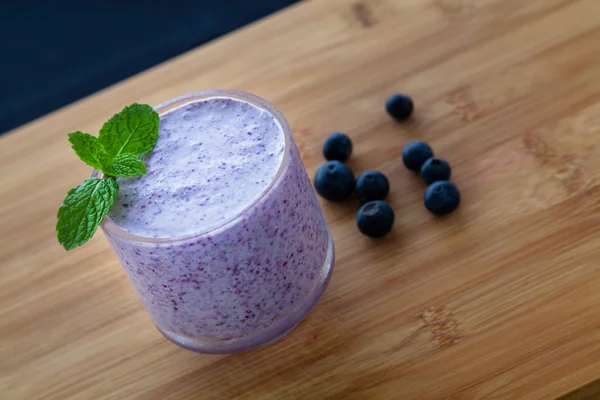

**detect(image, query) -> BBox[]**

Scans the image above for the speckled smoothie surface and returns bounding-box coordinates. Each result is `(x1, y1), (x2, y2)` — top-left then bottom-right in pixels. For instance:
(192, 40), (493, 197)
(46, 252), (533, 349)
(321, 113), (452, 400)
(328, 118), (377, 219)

(109, 98), (286, 237)
(104, 97), (330, 340)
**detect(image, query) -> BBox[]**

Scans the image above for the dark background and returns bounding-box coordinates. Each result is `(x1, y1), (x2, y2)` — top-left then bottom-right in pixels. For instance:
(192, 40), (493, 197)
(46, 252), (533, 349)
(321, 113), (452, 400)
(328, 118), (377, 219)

(0, 0), (299, 134)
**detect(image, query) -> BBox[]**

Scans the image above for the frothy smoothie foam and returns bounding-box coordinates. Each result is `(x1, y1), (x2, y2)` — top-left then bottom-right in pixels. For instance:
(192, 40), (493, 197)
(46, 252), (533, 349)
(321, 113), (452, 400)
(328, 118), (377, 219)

(102, 92), (333, 353)
(109, 98), (285, 237)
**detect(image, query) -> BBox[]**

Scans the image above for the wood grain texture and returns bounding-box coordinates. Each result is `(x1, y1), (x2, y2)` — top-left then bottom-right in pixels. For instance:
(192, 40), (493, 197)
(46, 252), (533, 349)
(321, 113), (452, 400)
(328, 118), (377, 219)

(3, 0), (600, 398)
(560, 380), (600, 400)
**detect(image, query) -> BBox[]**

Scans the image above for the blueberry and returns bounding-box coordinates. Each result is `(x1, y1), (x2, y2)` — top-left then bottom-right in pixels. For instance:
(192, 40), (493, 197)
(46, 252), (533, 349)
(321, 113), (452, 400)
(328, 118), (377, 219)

(424, 181), (460, 216)
(386, 93), (414, 120)
(420, 157), (451, 184)
(323, 132), (352, 162)
(402, 141), (434, 171)
(357, 201), (395, 238)
(314, 161), (355, 201)
(355, 171), (390, 204)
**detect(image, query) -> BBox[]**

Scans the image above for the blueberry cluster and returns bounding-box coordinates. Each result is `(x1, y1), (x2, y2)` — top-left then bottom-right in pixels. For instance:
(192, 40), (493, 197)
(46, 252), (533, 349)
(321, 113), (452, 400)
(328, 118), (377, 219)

(315, 133), (394, 238)
(313, 93), (461, 238)
(402, 141), (460, 216)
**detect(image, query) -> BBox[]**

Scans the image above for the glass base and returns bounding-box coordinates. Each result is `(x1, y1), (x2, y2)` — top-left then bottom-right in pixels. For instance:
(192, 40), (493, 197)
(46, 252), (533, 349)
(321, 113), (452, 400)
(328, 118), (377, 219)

(156, 233), (335, 354)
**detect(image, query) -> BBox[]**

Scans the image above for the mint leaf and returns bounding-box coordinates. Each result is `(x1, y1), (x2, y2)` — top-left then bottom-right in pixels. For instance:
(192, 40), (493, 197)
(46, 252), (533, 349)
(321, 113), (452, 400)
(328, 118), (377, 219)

(104, 154), (147, 177)
(56, 177), (119, 250)
(57, 102), (159, 251)
(68, 132), (109, 170)
(99, 103), (159, 161)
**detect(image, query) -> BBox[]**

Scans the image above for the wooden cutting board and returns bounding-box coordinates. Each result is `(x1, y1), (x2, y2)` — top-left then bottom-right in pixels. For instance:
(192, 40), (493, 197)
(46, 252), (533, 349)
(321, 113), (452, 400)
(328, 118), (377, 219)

(3, 0), (600, 398)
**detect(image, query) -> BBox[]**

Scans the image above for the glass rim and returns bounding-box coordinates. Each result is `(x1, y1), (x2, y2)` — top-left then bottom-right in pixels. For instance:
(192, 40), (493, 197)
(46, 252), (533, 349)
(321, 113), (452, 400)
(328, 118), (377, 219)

(98, 90), (291, 244)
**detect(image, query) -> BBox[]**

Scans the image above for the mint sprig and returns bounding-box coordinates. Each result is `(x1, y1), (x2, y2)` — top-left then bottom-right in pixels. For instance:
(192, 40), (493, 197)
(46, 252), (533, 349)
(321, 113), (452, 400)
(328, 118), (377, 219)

(57, 104), (159, 250)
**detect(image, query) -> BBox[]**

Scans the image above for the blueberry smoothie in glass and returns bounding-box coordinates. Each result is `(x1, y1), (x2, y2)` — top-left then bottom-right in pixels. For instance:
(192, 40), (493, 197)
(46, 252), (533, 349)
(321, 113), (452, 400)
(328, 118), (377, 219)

(100, 91), (334, 353)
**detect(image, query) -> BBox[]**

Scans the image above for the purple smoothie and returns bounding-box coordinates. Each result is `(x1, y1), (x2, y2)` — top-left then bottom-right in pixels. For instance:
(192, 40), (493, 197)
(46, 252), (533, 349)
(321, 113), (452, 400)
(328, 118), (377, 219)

(101, 91), (334, 353)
